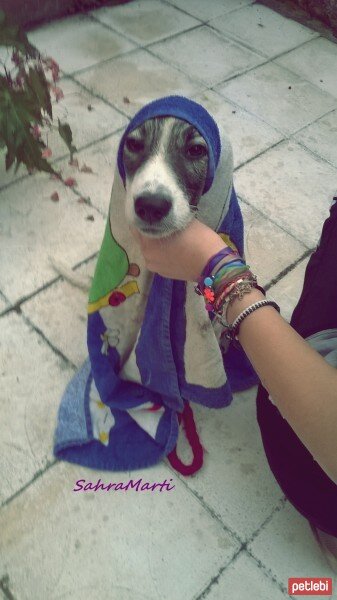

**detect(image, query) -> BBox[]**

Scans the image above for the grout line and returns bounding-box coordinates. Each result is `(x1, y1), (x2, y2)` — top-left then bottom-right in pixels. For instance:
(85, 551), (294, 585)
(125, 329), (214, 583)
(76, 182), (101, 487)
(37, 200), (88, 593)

(271, 33), (322, 65)
(290, 105), (337, 137)
(166, 462), (244, 546)
(0, 251), (98, 318)
(270, 40), (337, 100)
(234, 137), (286, 170)
(264, 248), (313, 292)
(206, 21), (267, 58)
(0, 460), (58, 511)
(194, 546), (245, 600)
(208, 88), (287, 137)
(292, 139), (337, 172)
(246, 547), (290, 596)
(20, 312), (78, 371)
(160, 0), (206, 24)
(52, 126), (126, 168)
(145, 22), (204, 51)
(195, 498), (289, 599)
(143, 43), (211, 87)
(206, 13), (320, 60)
(212, 33), (326, 92)
(67, 44), (139, 78)
(238, 192), (313, 250)
(248, 496), (287, 545)
(86, 10), (145, 45)
(68, 73), (132, 120)
(162, 0), (256, 24)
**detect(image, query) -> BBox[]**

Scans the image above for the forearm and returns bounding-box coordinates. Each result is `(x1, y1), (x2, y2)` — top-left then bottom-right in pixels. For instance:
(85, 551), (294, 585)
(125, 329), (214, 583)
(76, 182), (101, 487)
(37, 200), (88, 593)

(227, 290), (337, 484)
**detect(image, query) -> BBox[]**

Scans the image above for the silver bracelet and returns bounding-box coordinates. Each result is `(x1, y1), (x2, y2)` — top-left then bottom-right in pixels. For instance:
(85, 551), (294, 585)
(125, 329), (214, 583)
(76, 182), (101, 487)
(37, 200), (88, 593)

(224, 300), (280, 342)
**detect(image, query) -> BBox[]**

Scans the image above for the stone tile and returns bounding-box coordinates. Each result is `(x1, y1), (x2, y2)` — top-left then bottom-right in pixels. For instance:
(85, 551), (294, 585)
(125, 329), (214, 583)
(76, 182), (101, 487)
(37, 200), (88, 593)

(193, 90), (284, 169)
(210, 4), (317, 59)
(294, 109), (337, 170)
(150, 25), (264, 87)
(217, 62), (337, 136)
(92, 0), (199, 44)
(57, 133), (120, 216)
(276, 37), (337, 99)
(249, 503), (337, 590)
(235, 140), (337, 247)
(239, 202), (306, 288)
(29, 14), (136, 74)
(267, 256), (310, 323)
(76, 49), (203, 117)
(0, 174), (105, 303)
(44, 78), (127, 160)
(22, 260), (96, 368)
(205, 551), (287, 599)
(183, 387), (283, 540)
(0, 461), (239, 600)
(166, 0), (254, 22)
(0, 313), (74, 504)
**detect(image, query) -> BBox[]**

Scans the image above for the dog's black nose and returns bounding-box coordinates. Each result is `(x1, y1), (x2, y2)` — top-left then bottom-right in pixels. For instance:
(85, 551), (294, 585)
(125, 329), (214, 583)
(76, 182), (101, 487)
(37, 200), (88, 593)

(134, 193), (172, 224)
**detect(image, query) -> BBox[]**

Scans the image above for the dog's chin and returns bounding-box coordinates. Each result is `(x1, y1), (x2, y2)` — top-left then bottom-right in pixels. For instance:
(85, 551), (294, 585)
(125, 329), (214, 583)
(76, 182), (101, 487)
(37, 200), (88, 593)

(134, 215), (194, 239)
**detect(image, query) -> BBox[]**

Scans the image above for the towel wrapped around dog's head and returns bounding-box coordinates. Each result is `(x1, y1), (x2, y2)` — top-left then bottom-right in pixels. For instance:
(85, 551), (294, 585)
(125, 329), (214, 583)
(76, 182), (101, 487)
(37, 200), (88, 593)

(54, 96), (258, 473)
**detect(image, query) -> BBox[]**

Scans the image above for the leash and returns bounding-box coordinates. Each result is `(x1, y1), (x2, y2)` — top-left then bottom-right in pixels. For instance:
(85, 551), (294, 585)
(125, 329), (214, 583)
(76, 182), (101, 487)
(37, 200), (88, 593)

(167, 400), (204, 476)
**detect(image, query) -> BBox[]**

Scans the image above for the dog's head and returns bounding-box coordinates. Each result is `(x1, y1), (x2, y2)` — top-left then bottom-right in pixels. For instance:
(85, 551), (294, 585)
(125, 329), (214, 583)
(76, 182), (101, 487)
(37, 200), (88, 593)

(121, 116), (209, 237)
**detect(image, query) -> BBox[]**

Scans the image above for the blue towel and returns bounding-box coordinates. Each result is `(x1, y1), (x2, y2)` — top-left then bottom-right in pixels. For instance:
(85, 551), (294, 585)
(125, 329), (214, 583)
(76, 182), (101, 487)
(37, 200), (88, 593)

(54, 96), (258, 472)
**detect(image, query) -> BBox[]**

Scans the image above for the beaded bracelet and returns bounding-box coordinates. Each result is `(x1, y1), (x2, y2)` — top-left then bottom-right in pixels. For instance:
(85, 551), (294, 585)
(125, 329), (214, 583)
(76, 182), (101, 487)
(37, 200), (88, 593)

(222, 300), (280, 342)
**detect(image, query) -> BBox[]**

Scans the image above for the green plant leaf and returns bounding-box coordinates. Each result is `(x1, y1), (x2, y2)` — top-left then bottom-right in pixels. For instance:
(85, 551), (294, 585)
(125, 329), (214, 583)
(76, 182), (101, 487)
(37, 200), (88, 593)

(0, 77), (55, 174)
(58, 119), (77, 159)
(26, 67), (53, 119)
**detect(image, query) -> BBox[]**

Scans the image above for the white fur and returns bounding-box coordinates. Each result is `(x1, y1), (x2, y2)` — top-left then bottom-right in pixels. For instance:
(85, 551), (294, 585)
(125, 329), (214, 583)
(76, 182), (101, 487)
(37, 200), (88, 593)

(125, 118), (192, 236)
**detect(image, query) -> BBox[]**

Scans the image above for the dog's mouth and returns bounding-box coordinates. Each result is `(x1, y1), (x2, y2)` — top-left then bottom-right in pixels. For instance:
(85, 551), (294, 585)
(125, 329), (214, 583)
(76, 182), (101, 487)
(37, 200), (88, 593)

(134, 211), (195, 238)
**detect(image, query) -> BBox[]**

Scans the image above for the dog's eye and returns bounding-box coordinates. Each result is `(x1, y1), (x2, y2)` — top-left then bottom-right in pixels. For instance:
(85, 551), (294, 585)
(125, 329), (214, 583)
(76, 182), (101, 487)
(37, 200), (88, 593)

(125, 138), (144, 153)
(187, 144), (207, 158)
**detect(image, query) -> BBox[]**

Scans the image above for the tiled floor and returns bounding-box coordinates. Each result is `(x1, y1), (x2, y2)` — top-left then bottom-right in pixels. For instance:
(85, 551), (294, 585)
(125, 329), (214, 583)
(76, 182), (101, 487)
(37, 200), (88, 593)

(0, 1), (336, 599)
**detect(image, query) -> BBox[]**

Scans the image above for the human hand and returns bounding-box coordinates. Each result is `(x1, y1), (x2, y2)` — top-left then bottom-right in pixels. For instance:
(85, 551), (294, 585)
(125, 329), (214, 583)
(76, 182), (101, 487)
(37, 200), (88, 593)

(130, 219), (227, 281)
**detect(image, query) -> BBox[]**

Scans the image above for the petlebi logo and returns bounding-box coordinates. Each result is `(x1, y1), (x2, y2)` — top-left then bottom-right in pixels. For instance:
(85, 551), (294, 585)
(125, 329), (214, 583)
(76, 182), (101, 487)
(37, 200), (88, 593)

(288, 578), (333, 596)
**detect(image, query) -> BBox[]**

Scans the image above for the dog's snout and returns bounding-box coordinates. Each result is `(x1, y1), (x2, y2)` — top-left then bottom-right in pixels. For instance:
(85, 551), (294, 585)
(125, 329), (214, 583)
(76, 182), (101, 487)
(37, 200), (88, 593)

(134, 193), (172, 224)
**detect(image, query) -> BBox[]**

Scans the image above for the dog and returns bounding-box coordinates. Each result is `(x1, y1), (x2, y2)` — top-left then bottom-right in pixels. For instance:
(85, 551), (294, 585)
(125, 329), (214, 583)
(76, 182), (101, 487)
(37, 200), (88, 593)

(122, 116), (209, 238)
(50, 115), (209, 284)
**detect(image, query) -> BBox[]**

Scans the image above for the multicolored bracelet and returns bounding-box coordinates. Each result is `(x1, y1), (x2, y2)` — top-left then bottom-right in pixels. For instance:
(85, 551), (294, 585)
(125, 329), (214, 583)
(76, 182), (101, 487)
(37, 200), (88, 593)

(195, 247), (264, 318)
(201, 247), (238, 279)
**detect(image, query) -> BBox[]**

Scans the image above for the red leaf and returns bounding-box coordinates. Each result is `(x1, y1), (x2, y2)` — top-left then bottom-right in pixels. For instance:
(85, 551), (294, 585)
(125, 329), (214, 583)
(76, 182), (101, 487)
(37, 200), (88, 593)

(51, 192), (59, 202)
(42, 147), (52, 158)
(64, 177), (77, 187)
(80, 164), (93, 173)
(31, 124), (41, 139)
(51, 86), (64, 101)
